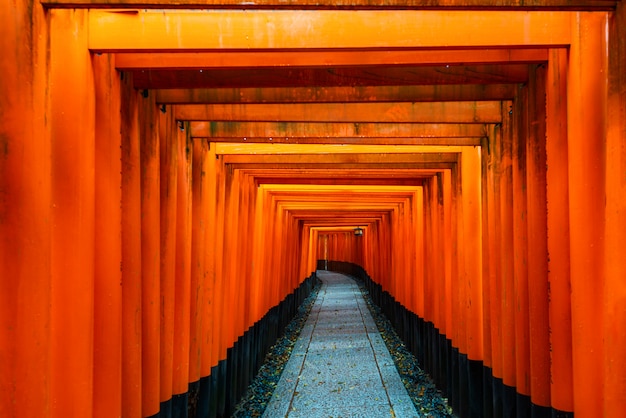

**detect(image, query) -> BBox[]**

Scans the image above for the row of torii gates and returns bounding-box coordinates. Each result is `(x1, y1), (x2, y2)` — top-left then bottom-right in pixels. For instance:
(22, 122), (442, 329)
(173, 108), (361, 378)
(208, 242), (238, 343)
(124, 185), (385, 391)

(1, 0), (625, 417)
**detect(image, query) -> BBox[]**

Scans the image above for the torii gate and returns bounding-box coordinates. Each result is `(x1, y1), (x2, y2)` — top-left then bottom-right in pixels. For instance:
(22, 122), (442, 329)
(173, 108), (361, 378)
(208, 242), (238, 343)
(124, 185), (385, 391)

(1, 1), (624, 418)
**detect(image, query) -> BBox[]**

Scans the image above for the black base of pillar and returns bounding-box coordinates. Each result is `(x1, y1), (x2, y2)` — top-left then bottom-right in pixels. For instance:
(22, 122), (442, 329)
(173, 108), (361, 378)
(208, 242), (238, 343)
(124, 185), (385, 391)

(483, 367), (494, 418)
(172, 392), (188, 418)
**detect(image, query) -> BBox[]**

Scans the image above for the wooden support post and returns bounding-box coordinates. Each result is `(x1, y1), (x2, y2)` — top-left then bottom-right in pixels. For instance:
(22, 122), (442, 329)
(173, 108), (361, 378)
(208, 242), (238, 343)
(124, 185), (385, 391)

(567, 13), (607, 417)
(442, 170), (453, 342)
(432, 176), (444, 333)
(498, 101), (516, 416)
(423, 181), (437, 381)
(139, 89), (161, 417)
(604, 4), (626, 416)
(173, 123), (193, 396)
(120, 71), (143, 418)
(546, 48), (574, 414)
(93, 53), (123, 418)
(525, 64), (551, 411)
(0, 2), (52, 416)
(484, 124), (503, 417)
(480, 132), (494, 408)
(461, 147), (484, 418)
(50, 10), (95, 418)
(200, 143), (216, 377)
(415, 191), (425, 319)
(231, 170), (245, 340)
(243, 174), (256, 328)
(424, 183), (434, 320)
(397, 205), (406, 307)
(251, 185), (266, 323)
(190, 138), (209, 387)
(159, 108), (177, 405)
(450, 165), (462, 354)
(213, 152), (227, 362)
(461, 147), (483, 362)
(272, 203), (285, 307)
(512, 86), (530, 410)
(222, 166), (239, 345)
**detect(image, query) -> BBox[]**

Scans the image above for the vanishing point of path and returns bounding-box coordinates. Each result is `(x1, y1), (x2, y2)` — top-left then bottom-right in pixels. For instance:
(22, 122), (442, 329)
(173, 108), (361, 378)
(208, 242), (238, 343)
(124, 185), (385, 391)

(262, 271), (419, 417)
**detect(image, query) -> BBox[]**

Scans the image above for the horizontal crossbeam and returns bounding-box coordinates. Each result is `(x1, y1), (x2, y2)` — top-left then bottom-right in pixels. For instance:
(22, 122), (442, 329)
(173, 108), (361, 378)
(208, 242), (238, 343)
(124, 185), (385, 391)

(156, 85), (517, 104)
(215, 143), (465, 154)
(176, 102), (502, 123)
(190, 121), (487, 139)
(41, 0), (618, 11)
(134, 65), (529, 89)
(115, 49), (548, 69)
(88, 10), (572, 51)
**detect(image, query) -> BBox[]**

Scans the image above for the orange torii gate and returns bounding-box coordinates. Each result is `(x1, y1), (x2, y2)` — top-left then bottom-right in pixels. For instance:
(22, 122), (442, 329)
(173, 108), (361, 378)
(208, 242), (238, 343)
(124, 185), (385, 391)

(1, 2), (625, 418)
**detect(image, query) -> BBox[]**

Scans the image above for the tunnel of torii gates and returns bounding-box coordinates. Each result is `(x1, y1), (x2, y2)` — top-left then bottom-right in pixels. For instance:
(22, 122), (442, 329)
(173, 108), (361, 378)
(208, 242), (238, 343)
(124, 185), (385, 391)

(1, 0), (625, 417)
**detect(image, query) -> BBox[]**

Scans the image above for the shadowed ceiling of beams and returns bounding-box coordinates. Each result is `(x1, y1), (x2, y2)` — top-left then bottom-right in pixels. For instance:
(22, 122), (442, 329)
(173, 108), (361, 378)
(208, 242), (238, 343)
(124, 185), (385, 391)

(78, 6), (532, 233)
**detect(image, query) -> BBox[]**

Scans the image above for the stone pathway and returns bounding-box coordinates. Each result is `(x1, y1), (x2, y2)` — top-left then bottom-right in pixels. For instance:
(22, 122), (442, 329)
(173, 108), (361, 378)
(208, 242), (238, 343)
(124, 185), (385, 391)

(262, 271), (419, 417)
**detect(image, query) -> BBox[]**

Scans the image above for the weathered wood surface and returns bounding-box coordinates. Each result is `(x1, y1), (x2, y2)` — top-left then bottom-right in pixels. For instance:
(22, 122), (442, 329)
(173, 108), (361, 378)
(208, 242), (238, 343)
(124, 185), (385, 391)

(133, 65), (529, 89)
(115, 49), (549, 69)
(156, 85), (518, 104)
(88, 10), (572, 51)
(176, 102), (502, 123)
(42, 0), (619, 11)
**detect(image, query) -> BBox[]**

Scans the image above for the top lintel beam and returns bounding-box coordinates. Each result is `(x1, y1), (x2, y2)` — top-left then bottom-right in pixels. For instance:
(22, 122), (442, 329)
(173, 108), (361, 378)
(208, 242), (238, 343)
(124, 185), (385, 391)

(41, 0), (618, 12)
(88, 10), (572, 52)
(114, 49), (549, 70)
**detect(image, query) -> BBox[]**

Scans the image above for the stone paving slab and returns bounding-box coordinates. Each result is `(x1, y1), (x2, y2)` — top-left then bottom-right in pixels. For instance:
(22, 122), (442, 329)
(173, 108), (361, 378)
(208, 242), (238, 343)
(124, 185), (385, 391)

(262, 271), (420, 418)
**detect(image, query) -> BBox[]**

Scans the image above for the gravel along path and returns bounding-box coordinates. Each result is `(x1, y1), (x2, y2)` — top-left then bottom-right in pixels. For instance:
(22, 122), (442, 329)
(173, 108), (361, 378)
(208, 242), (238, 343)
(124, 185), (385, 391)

(234, 272), (455, 418)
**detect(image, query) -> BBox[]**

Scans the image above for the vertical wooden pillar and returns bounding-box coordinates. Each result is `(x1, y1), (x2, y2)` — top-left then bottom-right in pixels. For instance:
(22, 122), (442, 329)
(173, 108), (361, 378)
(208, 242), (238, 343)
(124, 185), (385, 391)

(242, 174), (255, 327)
(251, 185), (266, 322)
(93, 54), (122, 418)
(461, 147), (484, 418)
(49, 10), (95, 418)
(525, 64), (551, 413)
(120, 71), (143, 418)
(159, 109), (178, 407)
(432, 176), (446, 334)
(173, 123), (193, 397)
(442, 170), (453, 343)
(227, 169), (243, 341)
(461, 147), (483, 363)
(423, 183), (434, 321)
(213, 153), (227, 361)
(604, 4), (626, 416)
(415, 190), (425, 319)
(140, 91), (161, 417)
(488, 122), (505, 418)
(200, 142), (215, 378)
(499, 101), (516, 417)
(0, 2), (51, 416)
(480, 131), (495, 418)
(190, 138), (209, 398)
(222, 166), (237, 345)
(512, 86), (530, 412)
(546, 48), (574, 415)
(567, 13), (607, 417)
(272, 202), (284, 306)
(449, 165), (462, 354)
(205, 144), (219, 370)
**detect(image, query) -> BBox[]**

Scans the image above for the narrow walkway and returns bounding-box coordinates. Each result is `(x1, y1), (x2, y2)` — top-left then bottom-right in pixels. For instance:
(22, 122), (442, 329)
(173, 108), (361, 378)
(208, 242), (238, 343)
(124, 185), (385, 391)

(263, 271), (419, 417)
